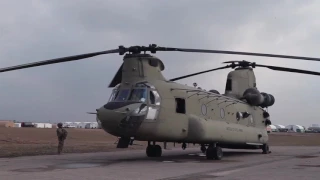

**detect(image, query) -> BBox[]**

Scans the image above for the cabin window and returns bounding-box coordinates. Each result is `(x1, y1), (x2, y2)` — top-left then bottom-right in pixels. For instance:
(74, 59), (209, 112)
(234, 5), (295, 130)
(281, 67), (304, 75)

(220, 108), (225, 119)
(146, 107), (159, 120)
(128, 88), (147, 103)
(236, 112), (242, 121)
(175, 98), (186, 114)
(149, 90), (161, 105)
(225, 79), (232, 91)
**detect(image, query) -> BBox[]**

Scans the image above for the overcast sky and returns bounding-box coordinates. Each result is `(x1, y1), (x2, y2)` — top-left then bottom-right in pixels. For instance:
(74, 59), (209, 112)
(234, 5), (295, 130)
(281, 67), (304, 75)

(0, 0), (320, 127)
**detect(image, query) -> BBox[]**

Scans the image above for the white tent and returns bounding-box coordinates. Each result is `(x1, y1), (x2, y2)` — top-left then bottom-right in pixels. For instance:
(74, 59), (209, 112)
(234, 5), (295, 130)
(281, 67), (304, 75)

(44, 123), (52, 128)
(85, 122), (98, 129)
(96, 117), (102, 129)
(285, 125), (305, 133)
(76, 122), (88, 128)
(269, 125), (277, 132)
(63, 122), (72, 128)
(274, 124), (285, 129)
(34, 123), (45, 128)
(14, 123), (21, 128)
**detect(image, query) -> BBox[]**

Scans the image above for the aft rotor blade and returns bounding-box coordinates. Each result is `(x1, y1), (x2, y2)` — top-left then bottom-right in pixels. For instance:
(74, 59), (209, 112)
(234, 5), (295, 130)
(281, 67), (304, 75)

(158, 47), (320, 62)
(255, 64), (320, 76)
(169, 65), (230, 81)
(0, 49), (119, 73)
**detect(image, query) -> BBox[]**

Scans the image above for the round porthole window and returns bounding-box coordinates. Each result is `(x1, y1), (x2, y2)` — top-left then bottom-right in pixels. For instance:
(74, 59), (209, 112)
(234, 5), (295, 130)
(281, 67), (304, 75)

(236, 112), (242, 121)
(220, 108), (225, 119)
(201, 104), (207, 115)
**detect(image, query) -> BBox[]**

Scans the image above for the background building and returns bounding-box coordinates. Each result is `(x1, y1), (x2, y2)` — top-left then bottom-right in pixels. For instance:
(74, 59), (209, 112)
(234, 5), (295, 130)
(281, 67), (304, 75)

(0, 120), (15, 128)
(285, 125), (305, 133)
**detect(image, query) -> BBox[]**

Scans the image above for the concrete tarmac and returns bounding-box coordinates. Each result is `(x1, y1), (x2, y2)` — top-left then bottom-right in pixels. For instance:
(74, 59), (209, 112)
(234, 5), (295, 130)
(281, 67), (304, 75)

(0, 146), (320, 180)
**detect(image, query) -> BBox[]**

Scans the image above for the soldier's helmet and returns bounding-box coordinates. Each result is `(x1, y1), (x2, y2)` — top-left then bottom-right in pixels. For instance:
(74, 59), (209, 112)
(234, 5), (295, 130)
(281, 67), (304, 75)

(57, 123), (63, 128)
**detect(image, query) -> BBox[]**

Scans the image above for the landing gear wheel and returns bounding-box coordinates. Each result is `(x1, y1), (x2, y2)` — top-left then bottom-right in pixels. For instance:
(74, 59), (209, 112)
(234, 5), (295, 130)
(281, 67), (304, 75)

(206, 146), (223, 160)
(146, 145), (162, 157)
(154, 145), (162, 157)
(262, 144), (270, 154)
(146, 146), (155, 157)
(200, 145), (206, 153)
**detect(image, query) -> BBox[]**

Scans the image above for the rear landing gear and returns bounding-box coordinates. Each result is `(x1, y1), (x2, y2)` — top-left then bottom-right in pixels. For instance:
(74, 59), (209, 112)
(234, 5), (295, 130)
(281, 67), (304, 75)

(146, 143), (162, 157)
(200, 144), (206, 153)
(206, 144), (223, 160)
(182, 143), (187, 150)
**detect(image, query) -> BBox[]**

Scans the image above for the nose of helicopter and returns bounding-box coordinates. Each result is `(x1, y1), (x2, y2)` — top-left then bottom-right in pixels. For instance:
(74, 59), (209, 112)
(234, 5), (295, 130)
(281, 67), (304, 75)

(97, 101), (147, 137)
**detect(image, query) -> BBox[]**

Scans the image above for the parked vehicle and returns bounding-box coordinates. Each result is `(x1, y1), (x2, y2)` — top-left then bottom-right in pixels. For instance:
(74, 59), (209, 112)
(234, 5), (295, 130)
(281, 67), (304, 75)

(21, 122), (34, 127)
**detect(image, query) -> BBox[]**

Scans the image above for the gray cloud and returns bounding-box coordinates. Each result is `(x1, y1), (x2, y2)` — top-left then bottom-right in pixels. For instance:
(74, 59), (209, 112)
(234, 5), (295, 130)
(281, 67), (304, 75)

(0, 0), (319, 127)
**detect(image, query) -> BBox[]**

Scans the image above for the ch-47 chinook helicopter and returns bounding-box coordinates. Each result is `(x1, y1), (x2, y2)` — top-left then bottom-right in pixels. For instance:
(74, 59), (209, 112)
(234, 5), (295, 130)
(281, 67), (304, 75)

(1, 44), (320, 160)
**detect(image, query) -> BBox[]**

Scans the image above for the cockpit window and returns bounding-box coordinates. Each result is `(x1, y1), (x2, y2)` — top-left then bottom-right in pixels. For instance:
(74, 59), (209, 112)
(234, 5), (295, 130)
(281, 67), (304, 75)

(114, 89), (131, 101)
(134, 83), (147, 88)
(108, 89), (118, 102)
(150, 91), (155, 104)
(150, 90), (161, 105)
(128, 89), (147, 103)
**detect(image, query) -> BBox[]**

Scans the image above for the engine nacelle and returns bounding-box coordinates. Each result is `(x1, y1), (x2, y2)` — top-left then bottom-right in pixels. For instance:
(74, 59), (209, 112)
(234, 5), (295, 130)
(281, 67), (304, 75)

(242, 88), (275, 107)
(243, 88), (264, 106)
(260, 92), (275, 107)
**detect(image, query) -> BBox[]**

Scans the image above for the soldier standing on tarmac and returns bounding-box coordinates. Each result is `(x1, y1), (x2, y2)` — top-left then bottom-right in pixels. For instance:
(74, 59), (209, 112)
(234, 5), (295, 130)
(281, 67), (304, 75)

(56, 123), (68, 154)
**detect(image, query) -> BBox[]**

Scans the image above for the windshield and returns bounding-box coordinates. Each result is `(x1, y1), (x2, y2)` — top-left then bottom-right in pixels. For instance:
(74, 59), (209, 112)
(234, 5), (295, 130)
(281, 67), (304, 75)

(108, 85), (150, 103)
(128, 88), (147, 103)
(108, 89), (118, 102)
(113, 89), (131, 102)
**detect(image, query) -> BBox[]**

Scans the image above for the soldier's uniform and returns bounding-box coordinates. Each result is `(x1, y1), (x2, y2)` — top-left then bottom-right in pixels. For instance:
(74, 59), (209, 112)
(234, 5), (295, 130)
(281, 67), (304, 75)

(56, 123), (68, 154)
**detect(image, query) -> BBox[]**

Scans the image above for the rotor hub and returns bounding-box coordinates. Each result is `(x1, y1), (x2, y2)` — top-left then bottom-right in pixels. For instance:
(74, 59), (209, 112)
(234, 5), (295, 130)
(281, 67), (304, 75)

(224, 60), (256, 69)
(119, 44), (159, 55)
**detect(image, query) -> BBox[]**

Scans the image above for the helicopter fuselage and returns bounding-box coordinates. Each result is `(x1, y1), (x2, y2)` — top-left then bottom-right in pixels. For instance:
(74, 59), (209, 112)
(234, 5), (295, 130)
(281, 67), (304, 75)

(97, 79), (269, 149)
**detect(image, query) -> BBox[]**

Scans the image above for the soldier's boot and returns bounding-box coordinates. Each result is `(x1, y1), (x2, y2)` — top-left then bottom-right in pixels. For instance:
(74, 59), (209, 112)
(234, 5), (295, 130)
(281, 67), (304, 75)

(57, 147), (61, 154)
(58, 144), (62, 154)
(58, 140), (64, 154)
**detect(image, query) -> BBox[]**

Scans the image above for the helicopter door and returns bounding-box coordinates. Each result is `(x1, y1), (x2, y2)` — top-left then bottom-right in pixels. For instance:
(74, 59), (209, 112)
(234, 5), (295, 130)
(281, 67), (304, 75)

(146, 89), (161, 121)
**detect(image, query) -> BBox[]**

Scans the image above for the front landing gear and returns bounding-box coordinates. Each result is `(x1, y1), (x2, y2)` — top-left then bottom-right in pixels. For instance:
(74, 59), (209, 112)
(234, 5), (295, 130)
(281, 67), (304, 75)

(206, 144), (223, 160)
(146, 144), (162, 157)
(262, 143), (271, 154)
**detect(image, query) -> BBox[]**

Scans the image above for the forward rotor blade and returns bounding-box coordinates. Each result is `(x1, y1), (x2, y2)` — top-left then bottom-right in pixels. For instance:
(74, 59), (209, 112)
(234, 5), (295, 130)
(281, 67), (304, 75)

(87, 112), (97, 114)
(158, 47), (320, 62)
(169, 65), (230, 81)
(255, 64), (320, 76)
(0, 49), (119, 73)
(108, 63), (123, 87)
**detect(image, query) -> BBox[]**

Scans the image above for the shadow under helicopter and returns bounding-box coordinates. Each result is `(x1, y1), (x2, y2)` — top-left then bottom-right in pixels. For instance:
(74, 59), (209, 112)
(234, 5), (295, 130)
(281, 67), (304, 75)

(97, 150), (261, 164)
(115, 151), (258, 163)
(11, 151), (260, 173)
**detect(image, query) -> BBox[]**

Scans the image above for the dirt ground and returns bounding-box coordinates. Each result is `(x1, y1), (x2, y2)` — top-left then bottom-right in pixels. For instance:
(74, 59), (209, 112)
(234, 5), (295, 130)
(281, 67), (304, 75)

(1, 128), (320, 158)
